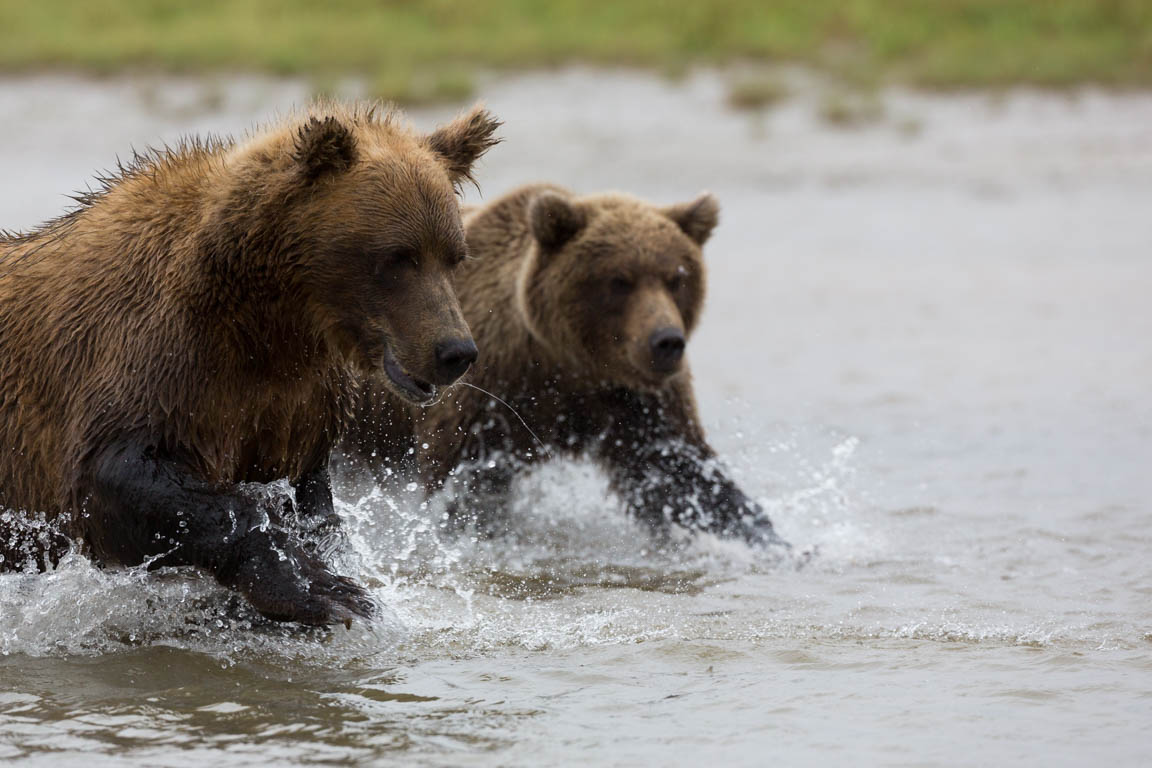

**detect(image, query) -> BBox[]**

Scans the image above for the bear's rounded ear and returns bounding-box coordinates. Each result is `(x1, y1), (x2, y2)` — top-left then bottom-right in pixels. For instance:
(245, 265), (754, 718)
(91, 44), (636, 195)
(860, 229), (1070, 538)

(529, 191), (587, 253)
(663, 192), (719, 246)
(294, 116), (357, 180)
(425, 104), (503, 189)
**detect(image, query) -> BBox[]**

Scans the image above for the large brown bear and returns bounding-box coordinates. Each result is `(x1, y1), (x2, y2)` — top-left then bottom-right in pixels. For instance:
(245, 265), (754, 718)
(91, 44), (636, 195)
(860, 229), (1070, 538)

(0, 103), (501, 626)
(342, 184), (784, 547)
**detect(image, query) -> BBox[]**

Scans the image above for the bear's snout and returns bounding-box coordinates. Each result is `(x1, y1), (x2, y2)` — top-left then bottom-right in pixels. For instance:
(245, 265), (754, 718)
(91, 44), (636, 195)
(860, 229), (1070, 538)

(434, 337), (479, 383)
(648, 327), (685, 373)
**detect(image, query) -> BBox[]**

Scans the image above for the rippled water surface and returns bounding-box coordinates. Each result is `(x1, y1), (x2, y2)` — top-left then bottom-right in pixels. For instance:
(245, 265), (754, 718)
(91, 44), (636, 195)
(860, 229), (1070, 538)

(1, 71), (1150, 766)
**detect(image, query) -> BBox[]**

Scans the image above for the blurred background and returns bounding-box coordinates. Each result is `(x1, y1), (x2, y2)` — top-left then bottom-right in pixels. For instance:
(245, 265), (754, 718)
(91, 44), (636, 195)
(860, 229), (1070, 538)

(0, 0), (1147, 449)
(1, 3), (1150, 767)
(2, 1), (1151, 95)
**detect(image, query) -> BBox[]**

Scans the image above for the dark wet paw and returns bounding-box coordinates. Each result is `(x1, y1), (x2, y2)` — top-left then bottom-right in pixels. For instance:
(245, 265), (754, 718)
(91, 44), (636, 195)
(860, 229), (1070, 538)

(302, 568), (376, 628)
(246, 566), (374, 627)
(223, 531), (374, 627)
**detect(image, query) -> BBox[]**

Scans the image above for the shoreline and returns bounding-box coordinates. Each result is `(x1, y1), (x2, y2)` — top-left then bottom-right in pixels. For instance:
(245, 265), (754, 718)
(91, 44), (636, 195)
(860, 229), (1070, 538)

(4, 61), (1152, 110)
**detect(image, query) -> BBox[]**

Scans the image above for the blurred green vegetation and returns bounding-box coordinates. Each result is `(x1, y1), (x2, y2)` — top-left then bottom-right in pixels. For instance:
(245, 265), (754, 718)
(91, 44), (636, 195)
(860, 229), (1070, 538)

(0, 0), (1149, 101)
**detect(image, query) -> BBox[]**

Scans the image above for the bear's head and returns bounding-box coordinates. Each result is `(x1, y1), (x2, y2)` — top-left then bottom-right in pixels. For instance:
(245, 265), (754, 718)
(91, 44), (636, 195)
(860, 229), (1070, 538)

(517, 190), (717, 390)
(223, 103), (501, 404)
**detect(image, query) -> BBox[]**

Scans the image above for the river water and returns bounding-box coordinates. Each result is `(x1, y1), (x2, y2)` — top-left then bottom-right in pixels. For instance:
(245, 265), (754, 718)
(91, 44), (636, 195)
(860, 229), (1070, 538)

(0, 70), (1149, 766)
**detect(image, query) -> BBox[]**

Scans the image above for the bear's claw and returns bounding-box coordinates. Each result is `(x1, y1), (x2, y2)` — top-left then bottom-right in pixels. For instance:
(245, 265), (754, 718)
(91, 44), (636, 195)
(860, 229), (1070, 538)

(225, 527), (375, 627)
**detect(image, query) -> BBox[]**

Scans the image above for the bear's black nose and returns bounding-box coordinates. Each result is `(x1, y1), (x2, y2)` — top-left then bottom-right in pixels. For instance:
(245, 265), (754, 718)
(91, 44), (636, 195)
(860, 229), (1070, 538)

(649, 327), (685, 373)
(434, 338), (478, 383)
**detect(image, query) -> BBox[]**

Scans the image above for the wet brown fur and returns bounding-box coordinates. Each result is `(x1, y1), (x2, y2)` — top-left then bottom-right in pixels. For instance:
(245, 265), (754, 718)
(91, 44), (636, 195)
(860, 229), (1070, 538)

(0, 102), (501, 599)
(344, 184), (781, 544)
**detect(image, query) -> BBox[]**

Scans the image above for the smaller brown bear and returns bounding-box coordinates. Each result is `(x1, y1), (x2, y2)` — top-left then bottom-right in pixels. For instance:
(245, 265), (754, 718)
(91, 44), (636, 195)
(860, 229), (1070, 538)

(342, 184), (784, 546)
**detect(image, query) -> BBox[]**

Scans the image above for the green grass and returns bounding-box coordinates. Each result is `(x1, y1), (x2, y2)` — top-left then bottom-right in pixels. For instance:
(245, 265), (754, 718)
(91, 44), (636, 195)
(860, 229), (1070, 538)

(0, 0), (1149, 99)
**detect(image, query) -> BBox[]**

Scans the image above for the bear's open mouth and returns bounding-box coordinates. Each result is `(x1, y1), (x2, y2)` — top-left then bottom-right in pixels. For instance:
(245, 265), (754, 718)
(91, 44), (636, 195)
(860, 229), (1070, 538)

(381, 345), (436, 405)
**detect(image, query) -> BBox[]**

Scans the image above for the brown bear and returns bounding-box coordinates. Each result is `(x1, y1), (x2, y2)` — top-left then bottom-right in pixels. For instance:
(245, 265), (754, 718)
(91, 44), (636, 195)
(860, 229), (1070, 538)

(341, 184), (784, 547)
(0, 102), (501, 626)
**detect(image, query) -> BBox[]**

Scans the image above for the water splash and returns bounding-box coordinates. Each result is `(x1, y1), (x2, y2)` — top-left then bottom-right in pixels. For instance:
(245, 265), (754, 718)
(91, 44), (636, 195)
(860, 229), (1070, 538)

(0, 430), (871, 660)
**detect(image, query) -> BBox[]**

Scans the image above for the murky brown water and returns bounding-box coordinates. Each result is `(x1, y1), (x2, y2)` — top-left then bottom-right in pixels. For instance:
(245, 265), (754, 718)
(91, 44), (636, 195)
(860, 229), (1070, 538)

(1, 70), (1150, 766)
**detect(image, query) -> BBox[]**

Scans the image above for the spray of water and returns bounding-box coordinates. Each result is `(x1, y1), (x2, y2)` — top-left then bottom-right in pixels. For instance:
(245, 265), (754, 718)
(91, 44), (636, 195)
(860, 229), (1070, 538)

(0, 420), (870, 661)
(455, 381), (552, 459)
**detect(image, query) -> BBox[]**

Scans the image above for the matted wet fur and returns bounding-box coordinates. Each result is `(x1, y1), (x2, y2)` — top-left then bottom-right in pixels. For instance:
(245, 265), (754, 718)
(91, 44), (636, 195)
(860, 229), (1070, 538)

(0, 101), (501, 625)
(342, 184), (784, 547)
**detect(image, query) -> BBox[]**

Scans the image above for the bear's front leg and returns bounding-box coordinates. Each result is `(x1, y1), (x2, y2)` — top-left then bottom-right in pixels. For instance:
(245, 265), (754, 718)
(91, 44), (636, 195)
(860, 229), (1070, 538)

(601, 437), (785, 547)
(290, 461), (349, 560)
(596, 388), (788, 548)
(669, 455), (787, 548)
(75, 441), (373, 626)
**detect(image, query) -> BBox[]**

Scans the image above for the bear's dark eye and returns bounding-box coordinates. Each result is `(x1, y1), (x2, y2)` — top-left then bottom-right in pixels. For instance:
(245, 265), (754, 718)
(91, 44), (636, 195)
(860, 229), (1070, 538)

(375, 247), (419, 273)
(382, 246), (418, 264)
(667, 274), (685, 292)
(372, 247), (418, 279)
(609, 277), (633, 296)
(447, 246), (469, 268)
